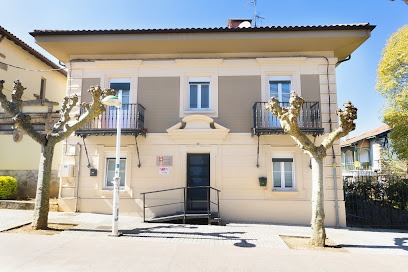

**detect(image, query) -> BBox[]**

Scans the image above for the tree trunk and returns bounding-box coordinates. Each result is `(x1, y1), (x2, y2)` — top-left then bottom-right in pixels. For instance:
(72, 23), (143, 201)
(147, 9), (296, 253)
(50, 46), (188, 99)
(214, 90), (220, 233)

(310, 156), (326, 247)
(31, 143), (55, 230)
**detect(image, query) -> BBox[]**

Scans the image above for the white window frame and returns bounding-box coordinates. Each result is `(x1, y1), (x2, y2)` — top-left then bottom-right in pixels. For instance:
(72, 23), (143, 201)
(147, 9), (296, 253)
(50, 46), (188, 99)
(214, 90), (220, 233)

(272, 156), (295, 191)
(109, 78), (131, 108)
(104, 157), (127, 189)
(188, 79), (210, 110)
(181, 74), (219, 118)
(268, 76), (292, 102)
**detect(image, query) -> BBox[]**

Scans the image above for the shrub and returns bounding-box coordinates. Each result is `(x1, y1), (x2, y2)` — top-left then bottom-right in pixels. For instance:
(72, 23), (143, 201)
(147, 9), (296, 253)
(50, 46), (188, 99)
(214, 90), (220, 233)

(0, 176), (17, 200)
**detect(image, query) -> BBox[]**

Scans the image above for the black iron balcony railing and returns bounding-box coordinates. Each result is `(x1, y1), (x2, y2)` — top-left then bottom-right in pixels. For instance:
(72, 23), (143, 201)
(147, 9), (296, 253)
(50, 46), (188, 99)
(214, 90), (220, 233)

(252, 101), (324, 135)
(75, 103), (146, 136)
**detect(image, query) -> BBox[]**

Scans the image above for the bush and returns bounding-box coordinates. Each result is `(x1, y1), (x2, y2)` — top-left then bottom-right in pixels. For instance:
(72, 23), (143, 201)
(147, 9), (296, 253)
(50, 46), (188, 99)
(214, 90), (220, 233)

(0, 176), (17, 200)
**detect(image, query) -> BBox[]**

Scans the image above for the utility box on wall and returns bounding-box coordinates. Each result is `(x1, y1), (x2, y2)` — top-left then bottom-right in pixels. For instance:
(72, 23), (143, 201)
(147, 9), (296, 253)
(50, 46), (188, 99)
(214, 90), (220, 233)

(58, 164), (75, 177)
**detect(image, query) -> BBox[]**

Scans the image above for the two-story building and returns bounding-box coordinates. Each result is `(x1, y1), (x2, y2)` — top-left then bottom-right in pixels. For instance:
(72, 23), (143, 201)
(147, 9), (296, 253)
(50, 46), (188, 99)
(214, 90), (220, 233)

(0, 26), (67, 199)
(341, 124), (391, 177)
(31, 21), (374, 226)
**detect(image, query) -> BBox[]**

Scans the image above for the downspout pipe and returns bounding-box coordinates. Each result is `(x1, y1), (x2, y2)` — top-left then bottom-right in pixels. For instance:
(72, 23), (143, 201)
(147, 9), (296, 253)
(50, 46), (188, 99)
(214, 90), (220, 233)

(332, 54), (351, 228)
(75, 142), (82, 212)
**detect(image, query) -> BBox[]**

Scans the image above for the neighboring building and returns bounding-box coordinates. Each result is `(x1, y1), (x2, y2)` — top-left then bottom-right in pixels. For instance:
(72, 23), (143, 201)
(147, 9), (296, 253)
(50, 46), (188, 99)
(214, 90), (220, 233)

(0, 26), (67, 199)
(341, 124), (391, 177)
(31, 21), (374, 226)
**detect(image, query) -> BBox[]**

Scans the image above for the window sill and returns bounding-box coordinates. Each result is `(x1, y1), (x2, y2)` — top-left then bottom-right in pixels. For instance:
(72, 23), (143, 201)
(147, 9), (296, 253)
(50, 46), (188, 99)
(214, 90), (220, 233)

(182, 110), (218, 118)
(266, 189), (306, 199)
(184, 110), (215, 114)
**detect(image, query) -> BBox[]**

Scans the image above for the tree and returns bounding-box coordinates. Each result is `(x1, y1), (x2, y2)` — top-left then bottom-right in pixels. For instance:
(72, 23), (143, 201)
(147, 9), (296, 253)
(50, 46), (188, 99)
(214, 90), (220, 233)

(376, 25), (408, 163)
(0, 80), (114, 229)
(390, 0), (408, 5)
(265, 92), (357, 247)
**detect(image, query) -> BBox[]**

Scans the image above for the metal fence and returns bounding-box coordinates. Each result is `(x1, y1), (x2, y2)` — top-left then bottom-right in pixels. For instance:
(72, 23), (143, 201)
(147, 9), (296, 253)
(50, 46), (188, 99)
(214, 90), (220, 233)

(343, 174), (408, 230)
(79, 103), (145, 130)
(252, 101), (322, 129)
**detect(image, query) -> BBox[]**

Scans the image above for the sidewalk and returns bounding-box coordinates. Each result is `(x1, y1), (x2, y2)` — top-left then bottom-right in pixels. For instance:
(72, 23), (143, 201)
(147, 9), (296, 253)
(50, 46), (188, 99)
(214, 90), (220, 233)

(0, 209), (407, 271)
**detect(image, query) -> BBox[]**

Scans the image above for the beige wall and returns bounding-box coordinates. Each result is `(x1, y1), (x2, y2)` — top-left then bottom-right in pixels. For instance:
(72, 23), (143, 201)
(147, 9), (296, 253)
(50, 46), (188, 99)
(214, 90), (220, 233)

(216, 76), (261, 132)
(59, 132), (345, 227)
(137, 77), (180, 133)
(0, 36), (66, 171)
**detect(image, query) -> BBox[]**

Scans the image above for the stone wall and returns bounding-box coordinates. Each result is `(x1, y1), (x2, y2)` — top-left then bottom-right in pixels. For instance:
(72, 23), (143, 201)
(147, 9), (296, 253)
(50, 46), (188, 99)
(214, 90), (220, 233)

(0, 170), (59, 199)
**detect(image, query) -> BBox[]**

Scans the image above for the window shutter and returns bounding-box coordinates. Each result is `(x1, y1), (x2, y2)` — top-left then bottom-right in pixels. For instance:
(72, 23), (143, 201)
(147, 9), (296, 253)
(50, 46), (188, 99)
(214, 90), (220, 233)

(81, 78), (101, 103)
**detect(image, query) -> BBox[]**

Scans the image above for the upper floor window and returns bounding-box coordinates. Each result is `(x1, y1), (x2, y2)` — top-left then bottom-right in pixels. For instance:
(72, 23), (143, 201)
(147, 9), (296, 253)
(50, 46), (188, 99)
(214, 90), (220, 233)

(189, 80), (210, 110)
(40, 78), (46, 100)
(269, 76), (291, 104)
(110, 80), (130, 110)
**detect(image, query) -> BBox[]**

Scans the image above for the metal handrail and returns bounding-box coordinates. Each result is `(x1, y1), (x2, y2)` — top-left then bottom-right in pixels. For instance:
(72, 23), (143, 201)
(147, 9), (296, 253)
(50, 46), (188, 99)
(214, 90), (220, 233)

(140, 185), (221, 195)
(141, 186), (221, 225)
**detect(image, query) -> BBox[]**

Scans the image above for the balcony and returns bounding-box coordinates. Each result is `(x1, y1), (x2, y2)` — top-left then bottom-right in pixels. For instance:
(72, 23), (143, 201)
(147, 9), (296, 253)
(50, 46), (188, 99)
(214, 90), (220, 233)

(0, 99), (60, 135)
(252, 101), (324, 136)
(75, 103), (146, 137)
(341, 162), (376, 177)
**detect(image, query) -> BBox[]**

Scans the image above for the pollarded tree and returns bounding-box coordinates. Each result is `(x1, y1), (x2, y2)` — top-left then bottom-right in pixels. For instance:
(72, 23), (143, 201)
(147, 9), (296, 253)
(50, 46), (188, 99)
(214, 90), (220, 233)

(265, 92), (357, 247)
(0, 80), (114, 229)
(377, 25), (408, 163)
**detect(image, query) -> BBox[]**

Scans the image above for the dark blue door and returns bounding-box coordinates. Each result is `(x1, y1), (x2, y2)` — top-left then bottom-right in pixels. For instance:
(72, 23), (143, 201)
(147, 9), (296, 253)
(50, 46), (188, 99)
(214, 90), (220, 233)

(187, 154), (210, 211)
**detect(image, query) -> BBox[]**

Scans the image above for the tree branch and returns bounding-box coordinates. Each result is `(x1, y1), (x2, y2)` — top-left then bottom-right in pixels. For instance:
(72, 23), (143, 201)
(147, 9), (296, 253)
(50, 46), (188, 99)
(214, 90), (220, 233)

(321, 100), (357, 150)
(265, 92), (317, 156)
(49, 86), (115, 143)
(0, 80), (45, 145)
(53, 95), (79, 132)
(11, 80), (25, 110)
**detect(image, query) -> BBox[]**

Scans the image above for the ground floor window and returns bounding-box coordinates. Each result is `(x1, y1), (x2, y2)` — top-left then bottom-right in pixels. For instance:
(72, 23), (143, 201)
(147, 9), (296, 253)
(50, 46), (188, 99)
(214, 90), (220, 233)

(272, 158), (294, 190)
(105, 158), (126, 188)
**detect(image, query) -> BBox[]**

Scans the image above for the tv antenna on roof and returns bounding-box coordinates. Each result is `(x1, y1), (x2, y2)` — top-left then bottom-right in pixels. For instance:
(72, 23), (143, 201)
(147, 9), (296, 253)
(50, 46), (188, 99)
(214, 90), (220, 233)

(243, 0), (265, 27)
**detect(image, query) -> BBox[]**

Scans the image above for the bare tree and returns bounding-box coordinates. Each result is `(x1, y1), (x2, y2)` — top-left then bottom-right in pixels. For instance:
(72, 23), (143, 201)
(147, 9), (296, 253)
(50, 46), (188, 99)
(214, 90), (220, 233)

(0, 80), (114, 229)
(265, 92), (357, 247)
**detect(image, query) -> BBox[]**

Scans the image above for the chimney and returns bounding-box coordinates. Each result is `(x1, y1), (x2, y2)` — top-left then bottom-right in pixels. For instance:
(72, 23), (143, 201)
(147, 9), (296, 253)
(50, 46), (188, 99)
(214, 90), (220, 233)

(227, 19), (253, 29)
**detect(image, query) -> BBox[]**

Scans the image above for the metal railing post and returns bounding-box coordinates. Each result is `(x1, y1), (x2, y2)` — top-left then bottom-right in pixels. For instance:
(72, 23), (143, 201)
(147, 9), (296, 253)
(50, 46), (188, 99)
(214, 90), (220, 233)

(142, 193), (146, 222)
(217, 189), (221, 225)
(207, 186), (211, 225)
(183, 187), (187, 224)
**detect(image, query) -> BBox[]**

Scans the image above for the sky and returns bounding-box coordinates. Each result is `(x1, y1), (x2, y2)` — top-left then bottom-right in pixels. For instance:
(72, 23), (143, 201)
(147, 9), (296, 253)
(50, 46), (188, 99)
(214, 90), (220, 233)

(1, 0), (407, 137)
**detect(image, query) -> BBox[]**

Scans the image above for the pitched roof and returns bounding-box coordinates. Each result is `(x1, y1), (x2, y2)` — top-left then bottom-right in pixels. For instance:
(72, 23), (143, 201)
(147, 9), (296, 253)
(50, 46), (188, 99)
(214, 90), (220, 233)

(30, 23), (375, 36)
(0, 26), (66, 76)
(341, 124), (391, 147)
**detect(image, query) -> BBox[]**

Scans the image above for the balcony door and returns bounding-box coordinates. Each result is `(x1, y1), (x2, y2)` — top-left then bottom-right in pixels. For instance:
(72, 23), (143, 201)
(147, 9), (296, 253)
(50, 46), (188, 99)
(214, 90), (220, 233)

(187, 153), (210, 211)
(268, 79), (291, 127)
(109, 82), (130, 128)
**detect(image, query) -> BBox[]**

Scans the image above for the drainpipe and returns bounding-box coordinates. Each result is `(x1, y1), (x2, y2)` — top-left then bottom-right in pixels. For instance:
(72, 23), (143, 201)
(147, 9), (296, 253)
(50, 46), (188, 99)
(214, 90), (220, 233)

(75, 142), (82, 212)
(331, 55), (352, 228)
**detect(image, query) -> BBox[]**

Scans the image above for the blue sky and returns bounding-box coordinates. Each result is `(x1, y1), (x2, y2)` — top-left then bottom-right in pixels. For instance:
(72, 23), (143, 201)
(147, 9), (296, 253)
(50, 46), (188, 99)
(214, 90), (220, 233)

(1, 0), (407, 137)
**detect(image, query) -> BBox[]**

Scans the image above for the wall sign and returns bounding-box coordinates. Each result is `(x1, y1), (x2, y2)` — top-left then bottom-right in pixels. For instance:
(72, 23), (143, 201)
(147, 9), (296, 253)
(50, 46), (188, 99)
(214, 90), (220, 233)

(156, 156), (173, 166)
(159, 167), (170, 175)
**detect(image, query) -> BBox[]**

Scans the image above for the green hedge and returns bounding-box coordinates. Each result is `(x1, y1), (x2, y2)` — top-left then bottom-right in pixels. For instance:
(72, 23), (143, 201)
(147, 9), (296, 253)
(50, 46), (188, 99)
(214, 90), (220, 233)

(0, 176), (17, 200)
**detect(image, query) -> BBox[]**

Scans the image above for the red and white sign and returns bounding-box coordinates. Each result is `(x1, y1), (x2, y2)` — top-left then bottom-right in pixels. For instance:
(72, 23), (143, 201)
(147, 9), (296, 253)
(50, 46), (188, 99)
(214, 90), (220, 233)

(159, 167), (170, 175)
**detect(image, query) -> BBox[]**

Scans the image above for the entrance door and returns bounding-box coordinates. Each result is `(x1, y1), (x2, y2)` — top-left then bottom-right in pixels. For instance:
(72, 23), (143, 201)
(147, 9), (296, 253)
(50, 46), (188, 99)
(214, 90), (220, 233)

(187, 153), (210, 211)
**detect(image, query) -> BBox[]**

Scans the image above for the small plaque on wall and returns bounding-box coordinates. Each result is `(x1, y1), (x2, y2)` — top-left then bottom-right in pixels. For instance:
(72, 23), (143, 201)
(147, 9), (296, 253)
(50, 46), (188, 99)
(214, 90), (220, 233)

(159, 167), (170, 175)
(156, 156), (173, 166)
